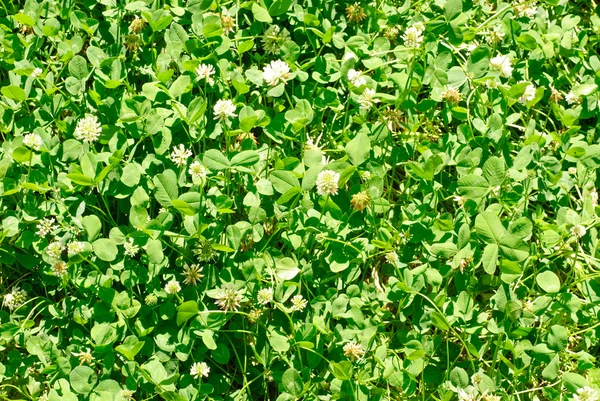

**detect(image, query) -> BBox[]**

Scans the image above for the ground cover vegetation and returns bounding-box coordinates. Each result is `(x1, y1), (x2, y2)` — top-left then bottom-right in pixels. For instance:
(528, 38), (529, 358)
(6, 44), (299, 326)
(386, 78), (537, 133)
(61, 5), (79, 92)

(1, 0), (600, 400)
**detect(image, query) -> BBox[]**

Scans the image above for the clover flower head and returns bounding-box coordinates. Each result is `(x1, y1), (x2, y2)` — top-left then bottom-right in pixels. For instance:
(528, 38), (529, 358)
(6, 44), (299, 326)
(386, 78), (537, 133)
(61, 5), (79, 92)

(571, 225), (587, 238)
(442, 87), (461, 103)
(190, 361), (210, 379)
(566, 91), (581, 105)
(347, 69), (366, 87)
(489, 54), (513, 78)
(2, 287), (27, 310)
(346, 3), (366, 23)
(145, 294), (158, 306)
(182, 263), (203, 286)
(72, 348), (94, 365)
(23, 133), (43, 151)
(315, 169), (340, 196)
(213, 99), (237, 120)
(121, 390), (135, 401)
(519, 82), (536, 104)
(343, 341), (365, 361)
(220, 8), (237, 34)
(196, 64), (215, 85)
(385, 251), (399, 264)
(31, 67), (43, 78)
(262, 60), (291, 87)
(129, 16), (145, 33)
(257, 288), (274, 305)
(350, 191), (371, 211)
(47, 241), (64, 259)
(123, 238), (140, 257)
(402, 25), (424, 48)
(51, 261), (68, 278)
(165, 279), (181, 295)
(290, 294), (308, 312)
(550, 85), (563, 103)
(189, 161), (208, 181)
(74, 115), (102, 143)
(574, 386), (600, 401)
(36, 217), (58, 236)
(193, 239), (217, 262)
(67, 241), (85, 256)
(358, 88), (378, 110)
(514, 2), (537, 18)
(486, 24), (505, 44)
(262, 25), (290, 54)
(590, 189), (598, 206)
(215, 284), (244, 311)
(170, 144), (193, 167)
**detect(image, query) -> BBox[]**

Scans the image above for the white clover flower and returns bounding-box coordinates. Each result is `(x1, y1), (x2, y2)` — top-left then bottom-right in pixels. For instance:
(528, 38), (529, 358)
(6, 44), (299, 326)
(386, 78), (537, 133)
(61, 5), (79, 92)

(343, 341), (365, 361)
(47, 241), (64, 259)
(170, 144), (193, 167)
(213, 99), (237, 120)
(566, 91), (582, 105)
(486, 24), (505, 44)
(590, 189), (598, 206)
(36, 218), (58, 236)
(571, 225), (587, 238)
(486, 78), (499, 89)
(574, 386), (600, 401)
(123, 238), (140, 257)
(2, 287), (27, 310)
(385, 251), (399, 264)
(402, 25), (424, 48)
(262, 25), (290, 54)
(343, 51), (358, 62)
(568, 167), (578, 175)
(195, 64), (215, 85)
(189, 161), (208, 181)
(257, 288), (274, 305)
(72, 348), (94, 365)
(315, 169), (340, 196)
(165, 279), (181, 295)
(458, 387), (478, 401)
(31, 67), (43, 78)
(358, 88), (378, 110)
(290, 294), (308, 312)
(441, 87), (461, 103)
(121, 390), (135, 401)
(74, 115), (102, 143)
(182, 264), (203, 286)
(67, 241), (85, 256)
(23, 133), (43, 151)
(215, 284), (243, 311)
(347, 69), (366, 87)
(190, 361), (210, 378)
(51, 261), (68, 278)
(489, 54), (513, 78)
(514, 2), (537, 18)
(519, 82), (536, 104)
(361, 171), (371, 182)
(262, 60), (291, 87)
(220, 8), (237, 34)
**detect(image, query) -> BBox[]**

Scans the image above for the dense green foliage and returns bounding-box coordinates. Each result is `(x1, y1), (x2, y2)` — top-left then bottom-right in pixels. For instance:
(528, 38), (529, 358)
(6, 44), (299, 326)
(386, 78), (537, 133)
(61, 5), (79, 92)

(1, 0), (600, 400)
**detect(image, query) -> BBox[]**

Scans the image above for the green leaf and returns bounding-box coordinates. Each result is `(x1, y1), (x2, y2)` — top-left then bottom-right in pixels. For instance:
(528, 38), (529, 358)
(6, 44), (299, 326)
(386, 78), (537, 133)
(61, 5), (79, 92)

(457, 175), (489, 199)
(270, 170), (300, 193)
(536, 271), (561, 294)
(69, 55), (89, 80)
(445, 0), (462, 20)
(482, 156), (505, 187)
(203, 149), (230, 170)
(252, 3), (273, 23)
(547, 325), (568, 351)
(276, 257), (299, 280)
(269, 0), (293, 16)
(345, 132), (371, 166)
(330, 361), (353, 381)
(91, 322), (118, 346)
(430, 311), (450, 331)
(475, 212), (507, 244)
(93, 238), (118, 262)
(116, 336), (145, 361)
(70, 366), (98, 394)
(230, 150), (259, 167)
(82, 215), (102, 241)
(12, 146), (32, 163)
(2, 85), (26, 102)
(146, 239), (165, 264)
(172, 199), (196, 216)
(450, 367), (469, 388)
(177, 301), (199, 326)
(282, 368), (304, 398)
(67, 174), (95, 186)
(481, 243), (498, 274)
(498, 234), (529, 262)
(153, 170), (178, 206)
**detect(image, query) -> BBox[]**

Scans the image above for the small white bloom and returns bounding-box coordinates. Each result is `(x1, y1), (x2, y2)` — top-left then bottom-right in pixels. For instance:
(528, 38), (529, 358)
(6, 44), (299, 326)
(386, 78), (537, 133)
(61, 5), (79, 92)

(31, 67), (43, 78)
(67, 241), (85, 256)
(121, 390), (135, 401)
(2, 287), (27, 310)
(189, 161), (208, 181)
(402, 25), (424, 48)
(72, 348), (94, 365)
(566, 91), (581, 105)
(36, 218), (58, 236)
(262, 60), (291, 87)
(486, 24), (505, 44)
(190, 361), (210, 378)
(519, 82), (536, 104)
(347, 69), (366, 87)
(343, 341), (365, 361)
(51, 261), (68, 278)
(489, 54), (513, 78)
(47, 241), (64, 259)
(574, 386), (600, 401)
(196, 64), (215, 85)
(343, 51), (357, 62)
(290, 294), (308, 312)
(361, 171), (371, 182)
(358, 88), (378, 110)
(170, 144), (193, 167)
(385, 251), (399, 264)
(257, 288), (274, 305)
(182, 264), (203, 286)
(568, 167), (577, 175)
(165, 279), (181, 295)
(590, 189), (598, 206)
(315, 169), (340, 196)
(213, 99), (237, 120)
(123, 238), (140, 257)
(571, 225), (587, 238)
(74, 115), (102, 143)
(23, 133), (43, 151)
(215, 285), (244, 311)
(514, 2), (537, 18)
(457, 387), (478, 401)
